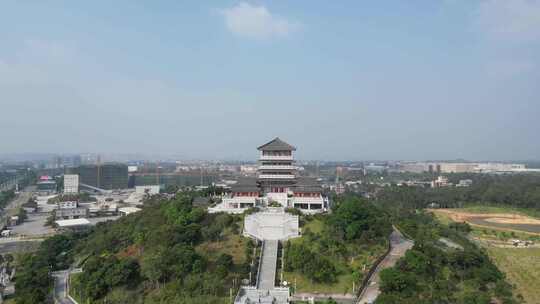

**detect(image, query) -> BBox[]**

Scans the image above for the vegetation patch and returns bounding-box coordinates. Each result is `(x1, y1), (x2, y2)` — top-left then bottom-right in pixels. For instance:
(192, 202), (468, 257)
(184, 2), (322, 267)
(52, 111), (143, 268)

(0, 189), (16, 210)
(432, 205), (540, 303)
(377, 211), (517, 304)
(15, 194), (253, 304)
(374, 186), (519, 304)
(284, 196), (391, 294)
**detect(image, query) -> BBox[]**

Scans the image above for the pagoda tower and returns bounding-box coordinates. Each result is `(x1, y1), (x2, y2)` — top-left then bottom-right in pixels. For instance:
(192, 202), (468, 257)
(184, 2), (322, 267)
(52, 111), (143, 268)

(257, 137), (297, 197)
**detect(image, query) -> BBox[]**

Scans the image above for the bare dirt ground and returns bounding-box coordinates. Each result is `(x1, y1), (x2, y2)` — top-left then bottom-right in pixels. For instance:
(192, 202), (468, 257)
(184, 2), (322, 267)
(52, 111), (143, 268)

(429, 209), (540, 235)
(483, 217), (540, 225)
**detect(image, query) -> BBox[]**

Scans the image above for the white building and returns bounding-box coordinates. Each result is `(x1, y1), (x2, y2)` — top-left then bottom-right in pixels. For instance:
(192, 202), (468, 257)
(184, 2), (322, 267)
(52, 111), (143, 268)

(56, 201), (89, 219)
(63, 174), (79, 194)
(240, 165), (258, 175)
(431, 176), (450, 188)
(475, 163), (526, 173)
(59, 201), (78, 209)
(55, 218), (91, 230)
(135, 185), (160, 195)
(210, 138), (328, 214)
(457, 179), (473, 187)
(400, 161), (528, 174)
(119, 207), (142, 216)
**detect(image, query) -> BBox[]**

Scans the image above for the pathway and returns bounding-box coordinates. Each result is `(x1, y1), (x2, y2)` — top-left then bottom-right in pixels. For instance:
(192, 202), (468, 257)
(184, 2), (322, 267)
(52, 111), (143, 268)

(258, 240), (278, 290)
(53, 270), (75, 304)
(357, 228), (414, 304)
(52, 268), (82, 304)
(235, 210), (295, 304)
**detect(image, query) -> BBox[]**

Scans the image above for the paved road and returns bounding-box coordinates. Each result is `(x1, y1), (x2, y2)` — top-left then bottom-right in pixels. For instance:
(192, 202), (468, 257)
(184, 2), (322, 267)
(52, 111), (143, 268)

(258, 240), (278, 290)
(0, 238), (43, 254)
(0, 186), (34, 228)
(53, 269), (82, 304)
(357, 228), (414, 304)
(53, 270), (74, 304)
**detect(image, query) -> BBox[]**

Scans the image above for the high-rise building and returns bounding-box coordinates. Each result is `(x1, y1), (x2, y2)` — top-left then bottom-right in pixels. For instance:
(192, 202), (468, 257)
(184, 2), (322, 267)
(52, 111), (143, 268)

(63, 174), (79, 193)
(68, 163), (128, 190)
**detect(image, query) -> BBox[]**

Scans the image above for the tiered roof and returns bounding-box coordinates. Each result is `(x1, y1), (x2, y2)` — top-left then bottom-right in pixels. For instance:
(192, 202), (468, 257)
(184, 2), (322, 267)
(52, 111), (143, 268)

(257, 137), (296, 151)
(294, 177), (323, 193)
(231, 177), (260, 193)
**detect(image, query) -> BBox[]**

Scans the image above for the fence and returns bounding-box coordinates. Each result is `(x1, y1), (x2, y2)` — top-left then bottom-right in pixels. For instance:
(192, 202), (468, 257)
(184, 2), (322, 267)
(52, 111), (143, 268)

(354, 236), (392, 302)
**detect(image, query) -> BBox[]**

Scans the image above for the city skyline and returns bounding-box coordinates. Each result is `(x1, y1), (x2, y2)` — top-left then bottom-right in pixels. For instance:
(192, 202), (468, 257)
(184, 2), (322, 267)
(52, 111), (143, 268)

(1, 1), (539, 160)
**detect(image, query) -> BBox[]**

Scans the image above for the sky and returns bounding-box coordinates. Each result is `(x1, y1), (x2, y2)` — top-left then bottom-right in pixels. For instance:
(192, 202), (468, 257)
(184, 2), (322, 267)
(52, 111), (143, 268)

(1, 0), (539, 161)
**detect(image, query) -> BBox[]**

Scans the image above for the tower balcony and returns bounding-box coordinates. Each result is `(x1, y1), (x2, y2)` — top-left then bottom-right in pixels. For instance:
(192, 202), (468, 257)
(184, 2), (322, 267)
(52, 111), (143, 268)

(258, 174), (296, 179)
(258, 165), (297, 171)
(259, 155), (294, 161)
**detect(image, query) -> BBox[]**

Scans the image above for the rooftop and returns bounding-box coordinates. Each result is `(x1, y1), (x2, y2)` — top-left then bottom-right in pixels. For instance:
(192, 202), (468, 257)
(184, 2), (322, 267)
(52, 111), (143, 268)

(294, 177), (323, 193)
(118, 207), (142, 215)
(55, 218), (91, 227)
(231, 177), (260, 193)
(257, 137), (296, 151)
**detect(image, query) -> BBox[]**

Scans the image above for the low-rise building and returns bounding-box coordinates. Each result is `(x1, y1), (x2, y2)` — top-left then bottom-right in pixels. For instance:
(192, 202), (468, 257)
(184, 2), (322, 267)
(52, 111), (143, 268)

(135, 185), (160, 195)
(55, 218), (91, 230)
(457, 179), (473, 187)
(56, 201), (89, 219)
(59, 201), (78, 209)
(56, 207), (88, 219)
(37, 180), (56, 194)
(22, 200), (38, 213)
(118, 207), (142, 216)
(8, 216), (20, 227)
(431, 176), (450, 188)
(88, 203), (118, 217)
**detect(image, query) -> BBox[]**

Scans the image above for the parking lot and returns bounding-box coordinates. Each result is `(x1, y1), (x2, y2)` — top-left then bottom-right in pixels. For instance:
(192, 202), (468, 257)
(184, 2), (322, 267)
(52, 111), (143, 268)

(10, 214), (55, 237)
(8, 213), (122, 238)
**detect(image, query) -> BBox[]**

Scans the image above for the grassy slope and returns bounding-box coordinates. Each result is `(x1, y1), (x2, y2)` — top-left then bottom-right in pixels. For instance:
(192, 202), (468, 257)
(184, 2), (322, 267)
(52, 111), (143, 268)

(69, 209), (250, 304)
(195, 228), (248, 265)
(486, 247), (540, 304)
(283, 218), (386, 294)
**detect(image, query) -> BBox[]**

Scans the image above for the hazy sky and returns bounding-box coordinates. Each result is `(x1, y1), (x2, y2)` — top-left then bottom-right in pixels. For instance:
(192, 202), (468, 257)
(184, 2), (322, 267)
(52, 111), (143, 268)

(1, 1), (539, 160)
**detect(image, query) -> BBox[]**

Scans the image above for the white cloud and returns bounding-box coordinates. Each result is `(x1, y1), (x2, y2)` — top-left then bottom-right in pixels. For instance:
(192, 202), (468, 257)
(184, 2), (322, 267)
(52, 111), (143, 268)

(220, 2), (298, 39)
(476, 0), (540, 42)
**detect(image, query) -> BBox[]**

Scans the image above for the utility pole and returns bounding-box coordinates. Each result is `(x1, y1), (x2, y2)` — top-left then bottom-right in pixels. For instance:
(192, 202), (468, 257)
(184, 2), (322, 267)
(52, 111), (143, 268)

(96, 154), (102, 189)
(200, 167), (204, 187)
(280, 245), (284, 285)
(156, 161), (160, 185)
